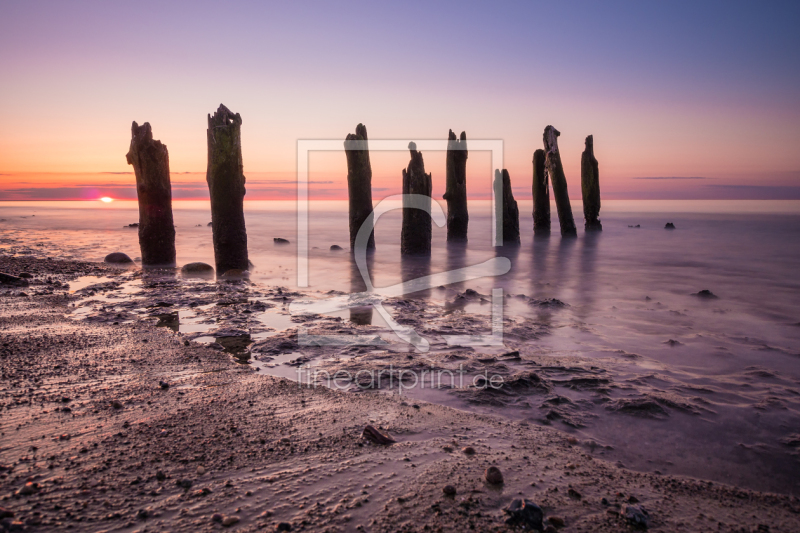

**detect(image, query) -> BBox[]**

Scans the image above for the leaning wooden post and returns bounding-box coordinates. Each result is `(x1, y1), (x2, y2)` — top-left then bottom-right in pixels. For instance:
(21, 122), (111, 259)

(206, 104), (249, 275)
(444, 130), (468, 242)
(581, 135), (602, 231)
(532, 149), (550, 235)
(126, 121), (176, 267)
(344, 123), (375, 251)
(494, 169), (520, 245)
(543, 126), (577, 237)
(401, 142), (432, 256)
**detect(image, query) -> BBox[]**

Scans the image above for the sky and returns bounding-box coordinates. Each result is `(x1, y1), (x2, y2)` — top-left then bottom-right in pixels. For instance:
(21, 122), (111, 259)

(1, 0), (799, 201)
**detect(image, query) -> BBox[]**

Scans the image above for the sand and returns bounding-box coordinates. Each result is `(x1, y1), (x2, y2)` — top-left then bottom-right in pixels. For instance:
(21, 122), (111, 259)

(1, 256), (799, 532)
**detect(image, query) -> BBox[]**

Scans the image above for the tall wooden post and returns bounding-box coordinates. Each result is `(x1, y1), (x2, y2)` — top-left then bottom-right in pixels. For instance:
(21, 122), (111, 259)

(444, 130), (468, 242)
(494, 169), (520, 245)
(126, 121), (176, 267)
(581, 135), (602, 231)
(543, 126), (577, 237)
(206, 104), (249, 275)
(401, 142), (432, 256)
(532, 149), (550, 235)
(344, 123), (375, 251)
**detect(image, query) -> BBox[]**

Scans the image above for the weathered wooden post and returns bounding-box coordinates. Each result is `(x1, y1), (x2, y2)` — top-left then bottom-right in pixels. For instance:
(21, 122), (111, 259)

(543, 126), (577, 237)
(494, 169), (520, 245)
(444, 129), (468, 242)
(344, 123), (375, 251)
(206, 104), (249, 275)
(126, 121), (176, 267)
(401, 142), (432, 256)
(581, 135), (602, 231)
(532, 149), (550, 235)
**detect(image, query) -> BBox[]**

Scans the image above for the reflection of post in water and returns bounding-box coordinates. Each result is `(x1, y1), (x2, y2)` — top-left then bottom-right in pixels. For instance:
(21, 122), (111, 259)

(531, 235), (552, 324)
(400, 254), (432, 299)
(555, 236), (578, 290)
(494, 241), (519, 300)
(349, 255), (374, 325)
(445, 241), (468, 291)
(576, 231), (600, 316)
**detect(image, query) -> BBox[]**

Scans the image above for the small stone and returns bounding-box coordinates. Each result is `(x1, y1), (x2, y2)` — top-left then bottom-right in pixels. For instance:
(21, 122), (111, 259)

(181, 262), (214, 279)
(568, 488), (582, 499)
(442, 485), (456, 496)
(136, 509), (149, 520)
(212, 513), (224, 523)
(0, 273), (28, 287)
(196, 466), (206, 475)
(104, 252), (134, 264)
(222, 516), (240, 527)
(622, 504), (650, 529)
(361, 425), (395, 445)
(695, 289), (718, 299)
(111, 400), (123, 409)
(664, 222), (676, 229)
(159, 381), (169, 389)
(461, 446), (476, 455)
(548, 515), (565, 528)
(18, 273), (33, 279)
(276, 522), (292, 532)
(484, 466), (504, 485)
(273, 238), (290, 244)
(0, 507), (14, 519)
(156, 471), (166, 481)
(17, 482), (39, 496)
(503, 498), (544, 530)
(330, 244), (343, 251)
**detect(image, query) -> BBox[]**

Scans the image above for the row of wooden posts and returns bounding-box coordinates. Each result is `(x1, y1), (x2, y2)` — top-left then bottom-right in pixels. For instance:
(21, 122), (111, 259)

(126, 104), (601, 275)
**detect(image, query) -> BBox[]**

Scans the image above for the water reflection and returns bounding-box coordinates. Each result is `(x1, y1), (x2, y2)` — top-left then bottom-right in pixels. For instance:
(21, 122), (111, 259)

(576, 232), (600, 316)
(350, 253), (374, 325)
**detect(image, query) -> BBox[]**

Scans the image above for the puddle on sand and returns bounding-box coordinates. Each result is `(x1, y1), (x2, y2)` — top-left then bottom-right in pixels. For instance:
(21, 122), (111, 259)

(68, 276), (114, 293)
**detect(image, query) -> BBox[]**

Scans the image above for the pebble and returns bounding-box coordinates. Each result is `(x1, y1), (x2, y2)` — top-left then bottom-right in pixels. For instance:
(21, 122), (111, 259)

(111, 400), (123, 409)
(17, 482), (39, 496)
(461, 446), (476, 455)
(276, 522), (292, 532)
(484, 466), (504, 485)
(196, 465), (206, 475)
(212, 513), (223, 523)
(548, 515), (565, 527)
(442, 485), (457, 496)
(222, 515), (240, 527)
(622, 504), (650, 529)
(503, 498), (544, 530)
(0, 507), (14, 519)
(568, 488), (582, 499)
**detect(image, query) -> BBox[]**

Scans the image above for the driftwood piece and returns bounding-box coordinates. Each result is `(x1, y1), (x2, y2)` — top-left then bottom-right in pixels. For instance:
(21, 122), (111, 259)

(206, 104), (249, 275)
(543, 126), (577, 237)
(126, 122), (176, 267)
(361, 424), (395, 445)
(494, 169), (520, 245)
(401, 142), (432, 256)
(444, 130), (468, 242)
(581, 135), (602, 231)
(532, 149), (550, 235)
(344, 124), (375, 251)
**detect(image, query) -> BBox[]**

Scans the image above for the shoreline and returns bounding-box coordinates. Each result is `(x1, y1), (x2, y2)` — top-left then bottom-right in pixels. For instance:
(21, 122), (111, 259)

(1, 256), (799, 532)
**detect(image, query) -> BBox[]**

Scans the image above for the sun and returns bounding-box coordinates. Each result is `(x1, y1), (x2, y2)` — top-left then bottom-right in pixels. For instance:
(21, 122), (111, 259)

(100, 197), (114, 203)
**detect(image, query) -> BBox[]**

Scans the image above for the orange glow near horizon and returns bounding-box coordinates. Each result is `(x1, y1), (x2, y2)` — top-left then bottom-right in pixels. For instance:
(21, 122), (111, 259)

(100, 197), (113, 203)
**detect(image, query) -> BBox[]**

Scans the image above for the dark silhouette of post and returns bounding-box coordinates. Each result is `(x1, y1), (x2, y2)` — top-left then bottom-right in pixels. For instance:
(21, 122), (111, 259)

(401, 142), (432, 256)
(126, 121), (176, 267)
(532, 149), (550, 235)
(543, 126), (577, 237)
(494, 169), (520, 245)
(206, 104), (249, 275)
(344, 123), (375, 251)
(444, 130), (468, 242)
(581, 135), (602, 231)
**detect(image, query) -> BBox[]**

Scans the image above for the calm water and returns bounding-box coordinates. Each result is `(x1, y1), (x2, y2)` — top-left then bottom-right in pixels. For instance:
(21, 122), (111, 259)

(2, 199), (800, 494)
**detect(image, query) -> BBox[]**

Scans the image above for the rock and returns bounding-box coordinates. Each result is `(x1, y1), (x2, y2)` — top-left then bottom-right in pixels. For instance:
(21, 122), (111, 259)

(361, 425), (395, 445)
(0, 508), (13, 519)
(622, 504), (650, 529)
(196, 466), (206, 475)
(125, 222), (139, 227)
(695, 289), (718, 299)
(503, 498), (544, 530)
(665, 222), (676, 229)
(444, 129), (469, 242)
(159, 381), (169, 389)
(17, 482), (38, 496)
(330, 244), (343, 251)
(156, 471), (166, 481)
(568, 488), (582, 499)
(581, 135), (602, 231)
(212, 513), (223, 523)
(222, 515), (240, 527)
(548, 515), (565, 528)
(111, 400), (123, 409)
(484, 466), (504, 485)
(461, 446), (476, 455)
(543, 126), (577, 237)
(17, 273), (32, 279)
(442, 485), (457, 496)
(220, 269), (250, 280)
(273, 238), (290, 244)
(276, 523), (292, 532)
(136, 509), (149, 520)
(494, 169), (520, 245)
(104, 252), (134, 264)
(532, 149), (550, 235)
(176, 479), (193, 490)
(207, 104), (249, 274)
(344, 123), (376, 251)
(0, 273), (29, 287)
(180, 262), (214, 279)
(401, 142), (433, 256)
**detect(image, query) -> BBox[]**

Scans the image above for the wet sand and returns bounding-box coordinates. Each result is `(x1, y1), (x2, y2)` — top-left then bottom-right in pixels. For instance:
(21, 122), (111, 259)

(1, 256), (800, 532)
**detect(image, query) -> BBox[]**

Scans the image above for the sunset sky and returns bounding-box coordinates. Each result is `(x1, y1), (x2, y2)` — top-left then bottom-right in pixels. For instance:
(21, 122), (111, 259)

(1, 0), (799, 201)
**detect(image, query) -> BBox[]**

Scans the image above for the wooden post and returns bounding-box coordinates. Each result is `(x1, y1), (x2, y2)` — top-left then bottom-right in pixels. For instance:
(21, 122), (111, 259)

(444, 130), (468, 242)
(581, 135), (602, 231)
(206, 104), (249, 275)
(494, 169), (520, 245)
(543, 126), (577, 237)
(126, 121), (176, 267)
(532, 149), (550, 235)
(401, 142), (432, 256)
(344, 123), (375, 251)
